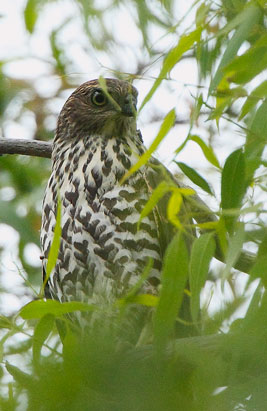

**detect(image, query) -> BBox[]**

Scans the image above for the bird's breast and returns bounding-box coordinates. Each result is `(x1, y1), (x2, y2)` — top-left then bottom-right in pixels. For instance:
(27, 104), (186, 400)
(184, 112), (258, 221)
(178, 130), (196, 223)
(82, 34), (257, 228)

(42, 135), (162, 302)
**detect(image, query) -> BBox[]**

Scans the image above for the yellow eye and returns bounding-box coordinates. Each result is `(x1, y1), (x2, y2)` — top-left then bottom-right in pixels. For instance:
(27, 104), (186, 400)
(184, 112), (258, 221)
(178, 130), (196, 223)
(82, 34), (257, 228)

(91, 90), (107, 106)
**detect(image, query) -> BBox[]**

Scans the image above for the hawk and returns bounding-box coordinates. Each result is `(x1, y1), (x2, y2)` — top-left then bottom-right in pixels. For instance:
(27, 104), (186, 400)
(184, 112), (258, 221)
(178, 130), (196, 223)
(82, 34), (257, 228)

(40, 78), (192, 307)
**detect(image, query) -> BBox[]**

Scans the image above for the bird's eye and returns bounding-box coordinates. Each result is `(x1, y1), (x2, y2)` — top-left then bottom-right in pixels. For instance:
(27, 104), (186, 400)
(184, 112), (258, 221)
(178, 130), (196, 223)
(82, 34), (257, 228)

(91, 90), (107, 106)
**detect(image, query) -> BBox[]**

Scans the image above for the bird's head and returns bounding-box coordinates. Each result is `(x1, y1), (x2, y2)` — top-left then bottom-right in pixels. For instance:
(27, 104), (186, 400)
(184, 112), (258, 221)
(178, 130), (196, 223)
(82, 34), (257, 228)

(56, 78), (138, 141)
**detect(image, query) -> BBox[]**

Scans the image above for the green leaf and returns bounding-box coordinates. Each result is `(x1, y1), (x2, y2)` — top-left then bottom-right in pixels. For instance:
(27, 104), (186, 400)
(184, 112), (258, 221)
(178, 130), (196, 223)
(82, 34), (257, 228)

(139, 28), (201, 111)
(98, 76), (121, 111)
(166, 187), (195, 228)
(121, 109), (176, 183)
(20, 300), (95, 319)
(119, 258), (154, 303)
(0, 315), (13, 330)
(224, 34), (267, 85)
(176, 161), (213, 195)
(33, 314), (54, 365)
(129, 294), (159, 307)
(154, 232), (189, 349)
(6, 362), (35, 388)
(222, 223), (246, 279)
(138, 181), (172, 229)
(41, 195), (62, 296)
(239, 81), (267, 120)
(250, 256), (267, 284)
(221, 148), (246, 232)
(189, 233), (215, 324)
(189, 135), (220, 169)
(167, 190), (183, 228)
(245, 99), (267, 182)
(24, 0), (39, 33)
(209, 4), (261, 93)
(217, 3), (260, 37)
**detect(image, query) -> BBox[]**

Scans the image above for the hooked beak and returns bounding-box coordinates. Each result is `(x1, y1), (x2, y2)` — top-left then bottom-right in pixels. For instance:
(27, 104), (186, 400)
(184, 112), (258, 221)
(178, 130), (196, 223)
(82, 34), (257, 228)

(121, 95), (137, 117)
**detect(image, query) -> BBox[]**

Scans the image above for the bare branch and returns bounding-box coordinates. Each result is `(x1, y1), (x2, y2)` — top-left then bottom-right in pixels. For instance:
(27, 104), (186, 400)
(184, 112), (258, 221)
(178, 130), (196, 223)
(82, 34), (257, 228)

(0, 139), (52, 159)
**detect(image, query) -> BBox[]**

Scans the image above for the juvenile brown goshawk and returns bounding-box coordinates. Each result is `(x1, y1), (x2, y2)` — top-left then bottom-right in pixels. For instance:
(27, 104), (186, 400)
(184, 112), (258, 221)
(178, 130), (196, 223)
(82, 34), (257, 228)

(40, 78), (190, 305)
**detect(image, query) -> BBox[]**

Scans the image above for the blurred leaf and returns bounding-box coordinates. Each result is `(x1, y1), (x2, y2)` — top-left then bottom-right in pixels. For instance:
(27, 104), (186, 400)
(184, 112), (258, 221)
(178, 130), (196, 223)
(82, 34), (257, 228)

(189, 233), (215, 325)
(154, 231), (188, 349)
(50, 30), (67, 75)
(245, 99), (267, 182)
(218, 2), (260, 37)
(176, 161), (213, 195)
(138, 181), (172, 229)
(121, 109), (175, 183)
(42, 196), (62, 294)
(33, 314), (54, 365)
(189, 134), (220, 169)
(140, 27), (201, 111)
(250, 256), (267, 284)
(6, 362), (35, 388)
(239, 81), (267, 120)
(257, 230), (267, 259)
(5, 339), (32, 356)
(167, 186), (195, 229)
(225, 33), (267, 84)
(221, 148), (246, 232)
(129, 294), (158, 307)
(20, 299), (95, 319)
(195, 3), (210, 27)
(24, 0), (39, 33)
(0, 315), (13, 330)
(120, 258), (154, 303)
(209, 3), (261, 93)
(167, 189), (183, 228)
(222, 223), (245, 279)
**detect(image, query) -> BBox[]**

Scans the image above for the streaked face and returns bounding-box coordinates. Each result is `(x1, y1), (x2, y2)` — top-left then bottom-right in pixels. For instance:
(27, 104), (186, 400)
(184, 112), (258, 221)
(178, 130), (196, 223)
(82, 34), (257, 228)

(58, 78), (138, 139)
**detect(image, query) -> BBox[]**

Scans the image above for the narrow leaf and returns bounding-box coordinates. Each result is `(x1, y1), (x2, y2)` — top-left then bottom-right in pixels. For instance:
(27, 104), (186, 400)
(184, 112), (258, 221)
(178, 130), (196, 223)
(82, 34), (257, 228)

(24, 0), (39, 33)
(221, 148), (246, 232)
(121, 109), (176, 183)
(250, 256), (267, 284)
(189, 233), (215, 324)
(167, 190), (183, 229)
(222, 223), (246, 279)
(140, 28), (201, 111)
(239, 81), (267, 120)
(33, 314), (54, 365)
(154, 232), (188, 349)
(6, 362), (35, 388)
(217, 3), (260, 37)
(41, 195), (62, 297)
(224, 34), (267, 85)
(129, 294), (159, 307)
(209, 4), (261, 93)
(189, 134), (220, 168)
(176, 161), (213, 195)
(245, 99), (267, 182)
(120, 258), (154, 302)
(138, 181), (172, 229)
(20, 300), (95, 319)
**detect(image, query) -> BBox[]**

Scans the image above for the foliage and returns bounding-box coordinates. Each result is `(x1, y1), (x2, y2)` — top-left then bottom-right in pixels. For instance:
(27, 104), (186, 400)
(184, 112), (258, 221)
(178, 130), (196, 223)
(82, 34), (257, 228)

(0, 0), (267, 409)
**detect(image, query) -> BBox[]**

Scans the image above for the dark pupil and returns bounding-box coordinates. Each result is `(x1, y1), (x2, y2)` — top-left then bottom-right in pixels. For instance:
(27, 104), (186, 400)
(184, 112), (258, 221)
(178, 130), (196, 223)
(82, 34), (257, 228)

(94, 91), (105, 104)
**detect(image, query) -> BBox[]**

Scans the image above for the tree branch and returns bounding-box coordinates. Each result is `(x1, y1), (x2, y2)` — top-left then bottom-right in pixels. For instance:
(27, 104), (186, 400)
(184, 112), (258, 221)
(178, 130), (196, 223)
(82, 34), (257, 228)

(0, 138), (52, 159)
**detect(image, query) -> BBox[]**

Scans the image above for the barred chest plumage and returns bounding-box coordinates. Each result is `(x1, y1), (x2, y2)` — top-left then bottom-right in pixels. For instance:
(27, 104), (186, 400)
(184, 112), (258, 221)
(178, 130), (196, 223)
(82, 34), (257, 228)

(41, 133), (162, 304)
